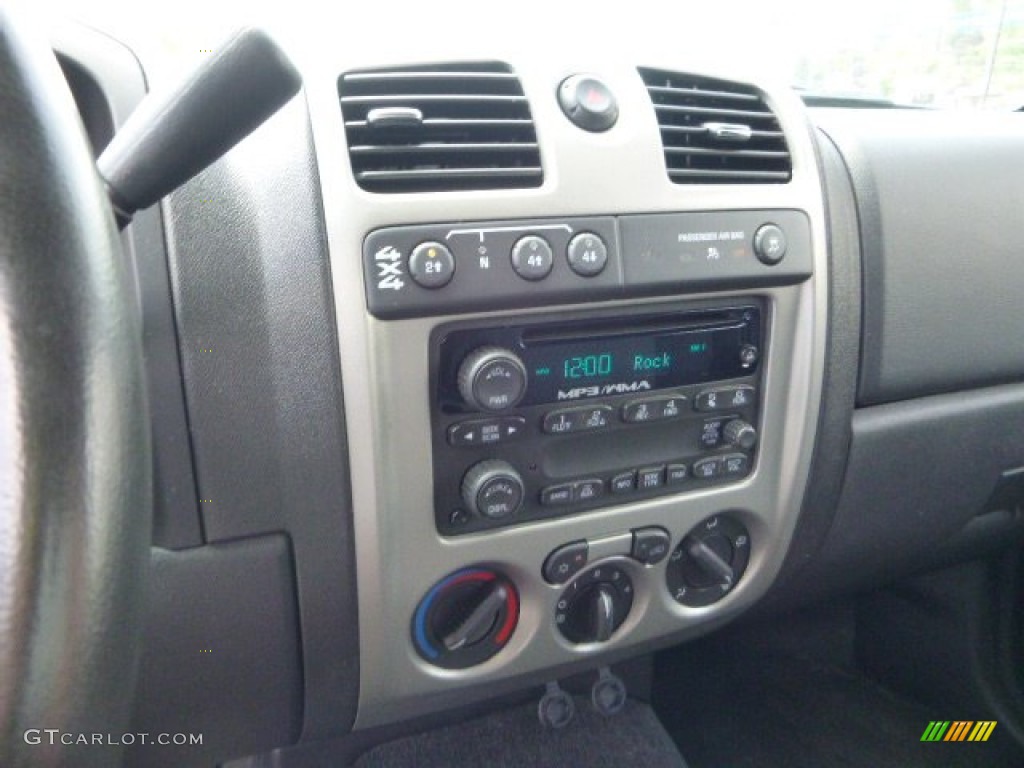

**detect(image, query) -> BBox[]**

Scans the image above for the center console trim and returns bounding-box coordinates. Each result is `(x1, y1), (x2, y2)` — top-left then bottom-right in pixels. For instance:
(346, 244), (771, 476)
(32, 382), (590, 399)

(305, 54), (829, 729)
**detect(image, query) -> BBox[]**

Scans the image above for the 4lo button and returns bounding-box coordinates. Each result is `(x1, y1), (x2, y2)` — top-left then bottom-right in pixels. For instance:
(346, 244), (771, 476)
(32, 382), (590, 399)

(567, 232), (608, 277)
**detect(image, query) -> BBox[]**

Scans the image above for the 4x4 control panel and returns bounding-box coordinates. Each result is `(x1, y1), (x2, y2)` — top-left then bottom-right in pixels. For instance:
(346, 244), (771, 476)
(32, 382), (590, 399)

(364, 211), (811, 319)
(430, 303), (764, 535)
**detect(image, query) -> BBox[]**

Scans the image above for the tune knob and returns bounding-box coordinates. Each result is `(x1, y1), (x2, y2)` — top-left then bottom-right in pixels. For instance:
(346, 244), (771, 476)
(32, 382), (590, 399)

(723, 419), (758, 450)
(458, 347), (528, 412)
(462, 460), (524, 519)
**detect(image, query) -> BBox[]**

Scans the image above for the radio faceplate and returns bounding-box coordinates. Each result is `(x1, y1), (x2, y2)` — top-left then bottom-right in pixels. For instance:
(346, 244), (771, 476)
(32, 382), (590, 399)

(430, 303), (764, 535)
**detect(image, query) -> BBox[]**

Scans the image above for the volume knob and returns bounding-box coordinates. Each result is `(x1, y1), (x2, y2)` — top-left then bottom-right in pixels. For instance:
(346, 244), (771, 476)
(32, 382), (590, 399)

(458, 347), (528, 412)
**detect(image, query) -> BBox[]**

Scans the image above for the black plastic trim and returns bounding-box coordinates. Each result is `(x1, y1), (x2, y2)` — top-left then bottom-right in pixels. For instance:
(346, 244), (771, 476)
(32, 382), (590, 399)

(759, 121), (860, 602)
(162, 93), (359, 740)
(126, 537), (303, 767)
(52, 21), (203, 549)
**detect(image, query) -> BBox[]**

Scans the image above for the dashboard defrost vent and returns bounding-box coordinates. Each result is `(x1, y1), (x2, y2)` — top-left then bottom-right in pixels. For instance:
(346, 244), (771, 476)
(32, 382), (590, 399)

(638, 67), (792, 184)
(338, 62), (543, 193)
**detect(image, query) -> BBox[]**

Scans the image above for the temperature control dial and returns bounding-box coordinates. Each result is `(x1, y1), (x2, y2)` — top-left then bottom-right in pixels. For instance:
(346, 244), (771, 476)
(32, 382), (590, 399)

(458, 347), (528, 412)
(666, 514), (750, 607)
(556, 563), (634, 644)
(412, 567), (519, 669)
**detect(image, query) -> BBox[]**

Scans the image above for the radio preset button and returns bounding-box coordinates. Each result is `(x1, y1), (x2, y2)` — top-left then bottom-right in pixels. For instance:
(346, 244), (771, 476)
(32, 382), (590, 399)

(567, 232), (608, 277)
(541, 484), (574, 507)
(543, 540), (589, 584)
(611, 471), (637, 494)
(666, 463), (689, 484)
(543, 405), (612, 434)
(542, 410), (577, 435)
(573, 478), (605, 503)
(637, 466), (665, 491)
(693, 457), (724, 480)
(722, 453), (751, 477)
(622, 401), (655, 423)
(578, 405), (612, 430)
(657, 396), (685, 419)
(695, 386), (756, 412)
(408, 241), (455, 288)
(511, 235), (554, 280)
(622, 395), (687, 424)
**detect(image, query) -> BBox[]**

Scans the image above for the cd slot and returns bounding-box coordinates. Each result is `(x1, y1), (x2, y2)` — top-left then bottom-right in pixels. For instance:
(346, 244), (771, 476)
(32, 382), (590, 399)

(521, 307), (749, 345)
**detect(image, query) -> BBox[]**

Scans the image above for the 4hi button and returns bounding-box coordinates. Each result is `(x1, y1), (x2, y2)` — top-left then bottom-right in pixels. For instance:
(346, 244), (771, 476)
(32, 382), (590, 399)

(408, 241), (455, 288)
(511, 235), (554, 280)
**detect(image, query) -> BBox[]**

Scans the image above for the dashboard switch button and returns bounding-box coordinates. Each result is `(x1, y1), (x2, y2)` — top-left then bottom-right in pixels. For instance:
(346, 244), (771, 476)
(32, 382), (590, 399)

(448, 416), (526, 447)
(408, 241), (455, 288)
(666, 463), (689, 484)
(700, 418), (726, 449)
(722, 453), (750, 477)
(693, 457), (724, 479)
(637, 466), (665, 491)
(631, 527), (671, 565)
(611, 471), (637, 494)
(541, 484), (574, 507)
(511, 235), (554, 280)
(567, 232), (608, 276)
(573, 478), (605, 503)
(558, 74), (619, 132)
(753, 223), (787, 265)
(694, 385), (755, 412)
(543, 540), (589, 584)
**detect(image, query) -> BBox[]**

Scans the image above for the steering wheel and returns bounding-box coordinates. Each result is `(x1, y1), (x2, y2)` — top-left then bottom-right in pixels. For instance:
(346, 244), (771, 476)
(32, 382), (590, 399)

(0, 9), (151, 768)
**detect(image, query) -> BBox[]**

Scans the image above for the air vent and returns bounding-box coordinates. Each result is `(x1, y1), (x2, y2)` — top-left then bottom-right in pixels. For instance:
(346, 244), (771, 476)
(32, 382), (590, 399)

(638, 67), (792, 184)
(338, 62), (543, 193)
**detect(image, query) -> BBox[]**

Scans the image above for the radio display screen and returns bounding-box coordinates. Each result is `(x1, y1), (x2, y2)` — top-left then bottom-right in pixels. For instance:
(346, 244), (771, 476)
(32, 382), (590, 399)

(435, 305), (761, 411)
(520, 324), (749, 405)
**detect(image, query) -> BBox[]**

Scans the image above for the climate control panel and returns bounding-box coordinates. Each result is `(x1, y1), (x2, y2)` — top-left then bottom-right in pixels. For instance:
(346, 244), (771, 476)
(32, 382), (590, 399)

(430, 303), (764, 535)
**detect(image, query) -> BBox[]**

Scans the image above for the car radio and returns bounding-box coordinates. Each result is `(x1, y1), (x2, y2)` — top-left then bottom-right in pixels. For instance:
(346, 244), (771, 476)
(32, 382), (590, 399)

(430, 302), (763, 535)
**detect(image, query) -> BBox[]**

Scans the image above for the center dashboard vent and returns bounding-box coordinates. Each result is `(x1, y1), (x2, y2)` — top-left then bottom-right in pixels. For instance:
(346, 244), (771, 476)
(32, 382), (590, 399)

(638, 67), (792, 184)
(338, 62), (543, 193)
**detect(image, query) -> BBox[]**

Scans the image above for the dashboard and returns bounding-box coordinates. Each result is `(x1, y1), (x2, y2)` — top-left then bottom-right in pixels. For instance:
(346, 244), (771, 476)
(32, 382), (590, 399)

(47, 16), (1024, 766)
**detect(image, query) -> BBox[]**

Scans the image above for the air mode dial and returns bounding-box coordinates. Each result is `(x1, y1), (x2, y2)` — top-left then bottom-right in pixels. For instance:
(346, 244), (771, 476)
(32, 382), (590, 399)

(666, 514), (751, 607)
